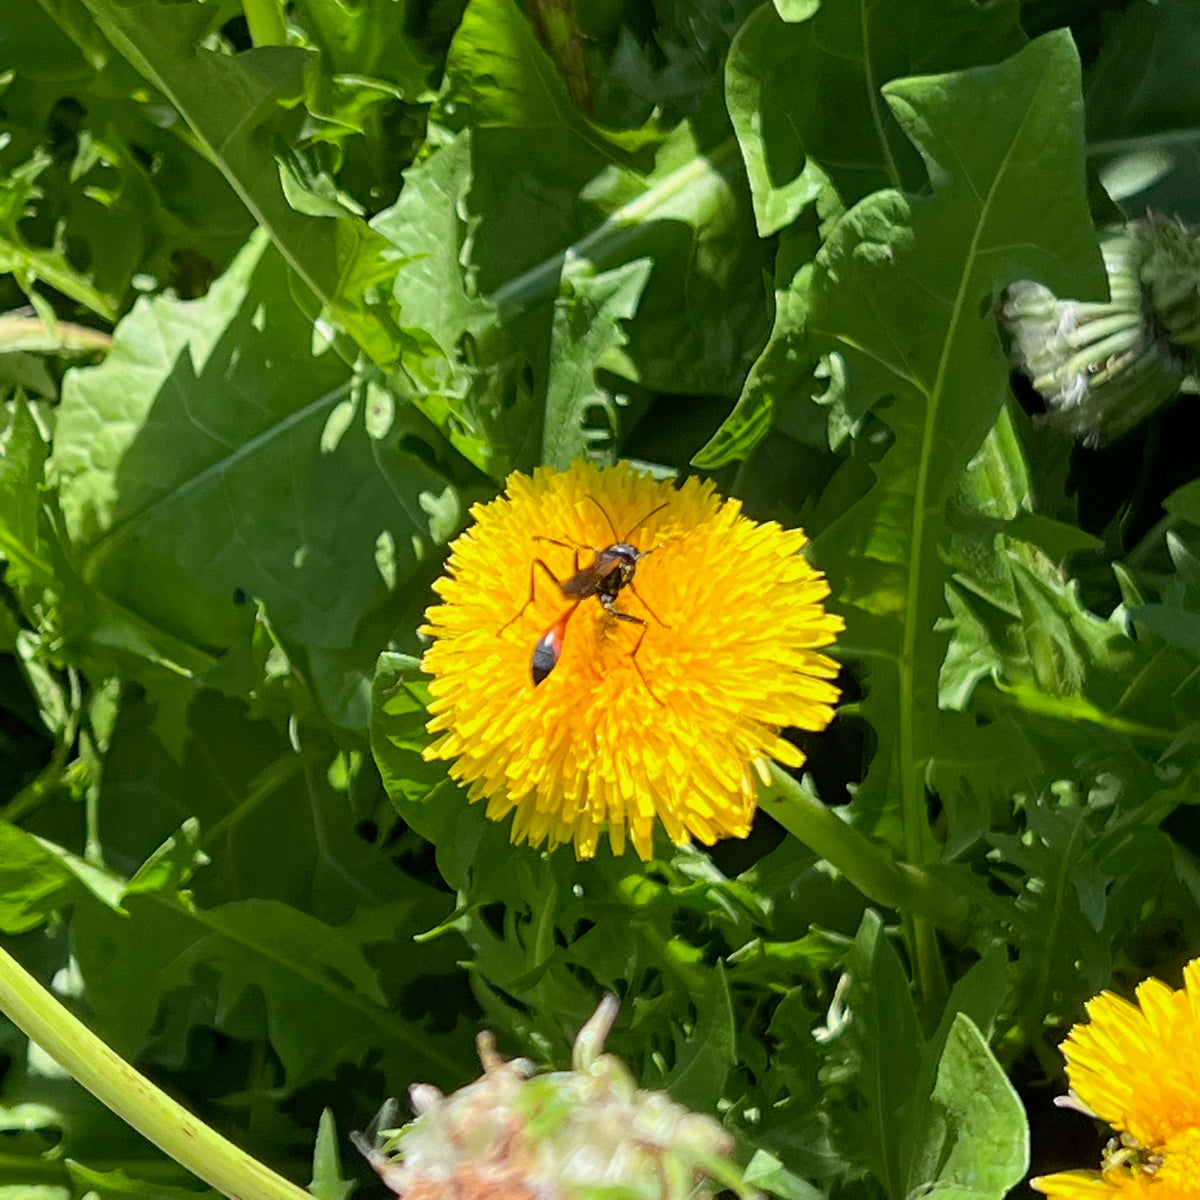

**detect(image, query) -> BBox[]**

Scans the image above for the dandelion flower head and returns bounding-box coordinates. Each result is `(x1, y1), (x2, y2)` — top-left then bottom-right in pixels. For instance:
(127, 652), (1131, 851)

(421, 460), (843, 860)
(1033, 957), (1200, 1198)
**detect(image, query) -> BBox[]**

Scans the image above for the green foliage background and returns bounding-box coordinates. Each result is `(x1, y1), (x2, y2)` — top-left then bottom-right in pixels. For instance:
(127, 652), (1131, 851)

(3, 0), (1200, 1196)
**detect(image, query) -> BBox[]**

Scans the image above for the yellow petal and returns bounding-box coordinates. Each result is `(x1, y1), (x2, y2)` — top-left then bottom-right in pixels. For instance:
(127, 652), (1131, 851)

(421, 461), (843, 859)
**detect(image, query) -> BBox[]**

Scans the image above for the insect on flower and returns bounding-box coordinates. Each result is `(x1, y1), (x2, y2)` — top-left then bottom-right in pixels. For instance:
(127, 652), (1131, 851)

(420, 461), (844, 860)
(501, 497), (670, 695)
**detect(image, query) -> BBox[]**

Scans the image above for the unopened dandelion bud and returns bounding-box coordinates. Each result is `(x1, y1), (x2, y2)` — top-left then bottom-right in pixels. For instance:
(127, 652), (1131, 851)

(1142, 218), (1200, 354)
(1002, 215), (1200, 444)
(353, 996), (758, 1200)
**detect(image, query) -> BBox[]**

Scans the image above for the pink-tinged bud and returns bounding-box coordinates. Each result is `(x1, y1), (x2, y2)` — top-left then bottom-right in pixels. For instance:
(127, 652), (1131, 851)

(353, 996), (758, 1200)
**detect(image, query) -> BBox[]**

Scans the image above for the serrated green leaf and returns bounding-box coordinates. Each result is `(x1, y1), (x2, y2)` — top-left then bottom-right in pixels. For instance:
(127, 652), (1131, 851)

(726, 0), (1025, 235)
(48, 233), (458, 652)
(542, 255), (653, 469)
(810, 32), (1105, 845)
(0, 397), (52, 592)
(693, 230), (822, 469)
(405, 0), (770, 450)
(0, 823), (125, 933)
(73, 892), (469, 1092)
(0, 147), (121, 321)
(64, 1163), (219, 1200)
(74, 0), (405, 367)
(308, 1109), (354, 1200)
(742, 1150), (823, 1200)
(99, 688), (412, 919)
(370, 131), (533, 476)
(821, 912), (923, 1195)
(662, 961), (735, 1111)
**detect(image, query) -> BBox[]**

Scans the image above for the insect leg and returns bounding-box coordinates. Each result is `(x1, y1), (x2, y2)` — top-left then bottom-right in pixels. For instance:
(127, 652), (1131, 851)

(499, 557), (567, 635)
(626, 580), (669, 630)
(607, 608), (663, 705)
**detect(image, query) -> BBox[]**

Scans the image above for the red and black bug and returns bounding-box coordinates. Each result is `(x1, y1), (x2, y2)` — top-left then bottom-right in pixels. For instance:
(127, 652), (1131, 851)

(501, 497), (670, 695)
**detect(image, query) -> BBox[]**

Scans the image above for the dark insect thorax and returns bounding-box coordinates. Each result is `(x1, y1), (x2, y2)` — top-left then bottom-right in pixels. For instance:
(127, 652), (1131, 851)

(596, 544), (638, 602)
(563, 543), (640, 603)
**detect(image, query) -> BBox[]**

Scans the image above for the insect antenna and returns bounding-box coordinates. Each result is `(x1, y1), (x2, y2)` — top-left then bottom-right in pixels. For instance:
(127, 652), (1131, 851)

(621, 500), (670, 543)
(582, 494), (620, 544)
(582, 495), (672, 547)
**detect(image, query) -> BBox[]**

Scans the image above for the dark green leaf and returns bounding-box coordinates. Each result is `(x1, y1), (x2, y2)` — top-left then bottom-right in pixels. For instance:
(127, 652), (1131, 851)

(49, 235), (458, 652)
(0, 822), (124, 933)
(542, 255), (653, 468)
(73, 891), (469, 1092)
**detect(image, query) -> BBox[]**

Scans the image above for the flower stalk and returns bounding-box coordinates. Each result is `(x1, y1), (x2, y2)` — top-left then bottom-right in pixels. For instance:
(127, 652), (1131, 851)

(241, 0), (288, 46)
(761, 765), (970, 940)
(0, 942), (311, 1200)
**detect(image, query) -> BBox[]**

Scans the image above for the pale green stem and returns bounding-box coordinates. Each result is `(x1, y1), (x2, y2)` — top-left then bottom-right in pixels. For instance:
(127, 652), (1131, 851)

(488, 140), (740, 314)
(242, 0), (288, 46)
(760, 765), (969, 941)
(0, 942), (312, 1200)
(0, 316), (113, 355)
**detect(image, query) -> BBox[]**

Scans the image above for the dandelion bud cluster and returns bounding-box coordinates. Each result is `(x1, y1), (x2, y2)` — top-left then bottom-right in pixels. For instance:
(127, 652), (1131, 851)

(355, 996), (755, 1200)
(1002, 214), (1200, 444)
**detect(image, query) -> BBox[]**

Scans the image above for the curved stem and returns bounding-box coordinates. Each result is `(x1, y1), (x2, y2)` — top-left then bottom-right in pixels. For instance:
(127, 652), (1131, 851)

(0, 942), (312, 1200)
(488, 140), (740, 315)
(0, 316), (113, 354)
(760, 765), (969, 941)
(242, 0), (288, 46)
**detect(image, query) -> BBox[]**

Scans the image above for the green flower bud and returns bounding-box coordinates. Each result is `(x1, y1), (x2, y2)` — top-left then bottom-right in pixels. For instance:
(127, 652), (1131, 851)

(1002, 215), (1200, 445)
(354, 996), (757, 1200)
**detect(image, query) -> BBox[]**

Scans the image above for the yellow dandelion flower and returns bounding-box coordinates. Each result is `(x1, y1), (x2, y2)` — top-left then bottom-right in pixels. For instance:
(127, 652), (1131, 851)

(1033, 959), (1200, 1198)
(420, 460), (843, 860)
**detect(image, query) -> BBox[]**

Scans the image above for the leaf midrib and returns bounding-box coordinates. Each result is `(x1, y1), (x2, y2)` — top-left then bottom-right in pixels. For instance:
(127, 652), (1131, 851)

(144, 891), (463, 1079)
(897, 73), (1050, 868)
(76, 378), (354, 564)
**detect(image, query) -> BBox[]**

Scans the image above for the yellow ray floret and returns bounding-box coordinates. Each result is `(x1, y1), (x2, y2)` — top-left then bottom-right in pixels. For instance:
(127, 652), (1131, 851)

(421, 460), (843, 860)
(1033, 958), (1200, 1198)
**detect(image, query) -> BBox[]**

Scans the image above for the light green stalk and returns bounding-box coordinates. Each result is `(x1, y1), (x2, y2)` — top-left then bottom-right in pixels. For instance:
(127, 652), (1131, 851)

(242, 0), (288, 46)
(762, 765), (969, 941)
(0, 942), (311, 1200)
